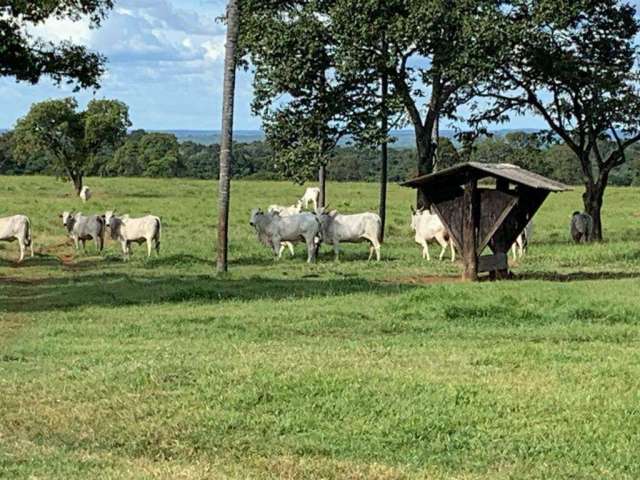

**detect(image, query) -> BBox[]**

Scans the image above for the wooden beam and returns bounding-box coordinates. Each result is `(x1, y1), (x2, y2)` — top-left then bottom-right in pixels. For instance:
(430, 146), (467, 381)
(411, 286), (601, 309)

(462, 179), (479, 281)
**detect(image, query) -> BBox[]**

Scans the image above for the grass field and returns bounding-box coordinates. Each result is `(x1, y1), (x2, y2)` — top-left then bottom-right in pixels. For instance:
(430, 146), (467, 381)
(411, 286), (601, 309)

(2, 175), (640, 479)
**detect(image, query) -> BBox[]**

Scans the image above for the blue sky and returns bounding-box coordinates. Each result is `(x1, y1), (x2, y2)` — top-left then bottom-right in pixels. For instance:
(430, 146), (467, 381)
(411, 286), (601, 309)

(4, 0), (633, 131)
(1, 0), (259, 130)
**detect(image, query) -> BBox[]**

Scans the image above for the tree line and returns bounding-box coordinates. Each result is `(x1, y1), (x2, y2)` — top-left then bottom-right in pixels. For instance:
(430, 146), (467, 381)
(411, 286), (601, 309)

(3, 115), (640, 186)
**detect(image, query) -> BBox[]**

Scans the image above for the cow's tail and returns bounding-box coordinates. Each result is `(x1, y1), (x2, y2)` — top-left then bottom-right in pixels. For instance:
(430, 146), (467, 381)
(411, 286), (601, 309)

(24, 217), (32, 247)
(155, 217), (162, 254)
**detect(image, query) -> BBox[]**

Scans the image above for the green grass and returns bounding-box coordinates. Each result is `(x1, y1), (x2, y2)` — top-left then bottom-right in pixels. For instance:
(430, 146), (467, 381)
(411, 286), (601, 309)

(1, 175), (640, 479)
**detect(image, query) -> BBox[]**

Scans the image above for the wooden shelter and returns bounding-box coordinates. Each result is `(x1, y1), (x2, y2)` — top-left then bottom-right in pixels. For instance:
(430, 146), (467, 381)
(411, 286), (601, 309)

(402, 162), (569, 281)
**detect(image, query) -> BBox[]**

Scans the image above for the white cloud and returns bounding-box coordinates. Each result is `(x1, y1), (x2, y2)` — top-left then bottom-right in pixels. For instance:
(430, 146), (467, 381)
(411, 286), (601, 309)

(1, 0), (259, 130)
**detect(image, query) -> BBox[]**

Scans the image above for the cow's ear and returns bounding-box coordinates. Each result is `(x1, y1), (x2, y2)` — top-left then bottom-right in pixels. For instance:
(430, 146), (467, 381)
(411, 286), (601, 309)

(329, 210), (338, 217)
(410, 205), (416, 215)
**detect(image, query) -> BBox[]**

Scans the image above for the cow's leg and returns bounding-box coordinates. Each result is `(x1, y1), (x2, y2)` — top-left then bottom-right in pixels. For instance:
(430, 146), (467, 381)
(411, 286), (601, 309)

(73, 237), (79, 251)
(423, 241), (430, 261)
(436, 234), (448, 260)
(146, 237), (152, 257)
(305, 237), (316, 263)
(287, 242), (295, 256)
(333, 241), (340, 261)
(372, 238), (381, 261)
(272, 238), (282, 260)
(17, 238), (25, 263)
(81, 239), (87, 253)
(511, 243), (517, 261)
(277, 243), (285, 259)
(29, 240), (34, 258)
(450, 239), (456, 262)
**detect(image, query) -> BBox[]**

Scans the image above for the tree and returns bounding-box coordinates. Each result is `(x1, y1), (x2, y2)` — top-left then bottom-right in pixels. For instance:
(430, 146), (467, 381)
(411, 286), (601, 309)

(241, 0), (502, 208)
(1, 1), (113, 89)
(217, 0), (240, 274)
(472, 0), (640, 240)
(240, 1), (371, 208)
(13, 98), (130, 194)
(330, 0), (503, 206)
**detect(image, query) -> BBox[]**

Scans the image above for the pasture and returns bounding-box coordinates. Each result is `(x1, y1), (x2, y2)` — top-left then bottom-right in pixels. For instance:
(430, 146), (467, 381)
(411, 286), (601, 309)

(2, 175), (640, 479)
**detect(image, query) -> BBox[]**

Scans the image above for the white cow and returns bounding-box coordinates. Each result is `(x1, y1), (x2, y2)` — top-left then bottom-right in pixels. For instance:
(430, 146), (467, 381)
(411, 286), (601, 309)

(300, 187), (321, 211)
(511, 220), (534, 260)
(61, 211), (105, 253)
(267, 202), (303, 257)
(79, 186), (92, 203)
(410, 207), (455, 261)
(315, 208), (382, 261)
(250, 209), (320, 263)
(106, 211), (161, 258)
(0, 215), (34, 263)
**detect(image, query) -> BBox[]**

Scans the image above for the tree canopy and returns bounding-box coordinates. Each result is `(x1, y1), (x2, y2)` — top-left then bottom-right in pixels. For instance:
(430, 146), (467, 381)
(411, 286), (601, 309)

(12, 98), (130, 193)
(471, 0), (640, 239)
(1, 1), (113, 89)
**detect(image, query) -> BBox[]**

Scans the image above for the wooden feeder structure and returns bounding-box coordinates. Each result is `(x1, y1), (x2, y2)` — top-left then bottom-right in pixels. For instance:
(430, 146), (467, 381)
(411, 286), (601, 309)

(402, 162), (569, 281)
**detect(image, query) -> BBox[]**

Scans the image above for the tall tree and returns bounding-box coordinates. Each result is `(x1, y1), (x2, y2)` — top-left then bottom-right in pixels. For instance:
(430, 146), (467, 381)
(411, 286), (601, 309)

(240, 1), (367, 207)
(1, 1), (113, 89)
(217, 0), (240, 274)
(12, 98), (130, 194)
(331, 0), (503, 206)
(241, 0), (502, 207)
(472, 0), (640, 240)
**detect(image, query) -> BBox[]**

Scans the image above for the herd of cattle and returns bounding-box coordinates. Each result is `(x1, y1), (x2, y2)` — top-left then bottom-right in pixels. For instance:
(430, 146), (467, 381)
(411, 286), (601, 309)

(0, 185), (595, 264)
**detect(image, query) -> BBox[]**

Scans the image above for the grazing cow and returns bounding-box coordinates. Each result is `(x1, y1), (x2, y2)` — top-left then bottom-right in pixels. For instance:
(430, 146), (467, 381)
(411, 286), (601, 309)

(570, 211), (593, 243)
(61, 211), (105, 253)
(79, 186), (92, 203)
(511, 220), (534, 260)
(0, 215), (33, 263)
(106, 212), (161, 258)
(249, 209), (320, 263)
(410, 207), (455, 261)
(315, 208), (382, 261)
(300, 187), (321, 211)
(267, 202), (303, 257)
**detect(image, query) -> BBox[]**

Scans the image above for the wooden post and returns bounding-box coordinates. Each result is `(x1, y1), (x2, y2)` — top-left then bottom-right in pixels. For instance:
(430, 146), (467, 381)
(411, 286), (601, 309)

(493, 178), (511, 279)
(462, 179), (478, 281)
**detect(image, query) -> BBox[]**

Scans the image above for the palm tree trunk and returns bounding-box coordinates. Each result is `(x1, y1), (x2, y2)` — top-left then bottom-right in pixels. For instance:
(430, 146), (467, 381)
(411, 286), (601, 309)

(216, 0), (240, 273)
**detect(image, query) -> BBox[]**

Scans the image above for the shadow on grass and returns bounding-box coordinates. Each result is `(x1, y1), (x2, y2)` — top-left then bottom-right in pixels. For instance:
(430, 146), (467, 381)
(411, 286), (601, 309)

(514, 271), (640, 282)
(1, 272), (414, 313)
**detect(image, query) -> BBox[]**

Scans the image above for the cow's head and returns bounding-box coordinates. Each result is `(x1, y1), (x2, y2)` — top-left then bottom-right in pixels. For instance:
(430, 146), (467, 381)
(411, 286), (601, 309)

(409, 206), (422, 231)
(104, 210), (116, 226)
(60, 211), (76, 229)
(249, 208), (263, 227)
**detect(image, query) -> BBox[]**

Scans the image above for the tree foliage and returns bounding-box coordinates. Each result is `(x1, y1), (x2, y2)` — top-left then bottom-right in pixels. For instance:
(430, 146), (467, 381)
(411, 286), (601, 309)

(12, 98), (130, 193)
(471, 0), (640, 239)
(0, 0), (113, 89)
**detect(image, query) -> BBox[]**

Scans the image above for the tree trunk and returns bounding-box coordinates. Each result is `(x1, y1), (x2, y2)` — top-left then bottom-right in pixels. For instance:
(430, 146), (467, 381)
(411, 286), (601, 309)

(379, 65), (388, 242)
(583, 177), (607, 242)
(216, 0), (240, 274)
(415, 125), (435, 209)
(72, 173), (83, 196)
(318, 164), (326, 208)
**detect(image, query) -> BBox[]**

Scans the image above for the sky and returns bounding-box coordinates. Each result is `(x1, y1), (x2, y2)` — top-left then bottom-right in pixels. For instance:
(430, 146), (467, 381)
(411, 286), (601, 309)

(0, 0), (598, 131)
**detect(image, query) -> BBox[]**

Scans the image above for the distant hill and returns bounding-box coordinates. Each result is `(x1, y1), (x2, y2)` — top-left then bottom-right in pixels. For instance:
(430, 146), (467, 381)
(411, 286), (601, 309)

(157, 128), (541, 148)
